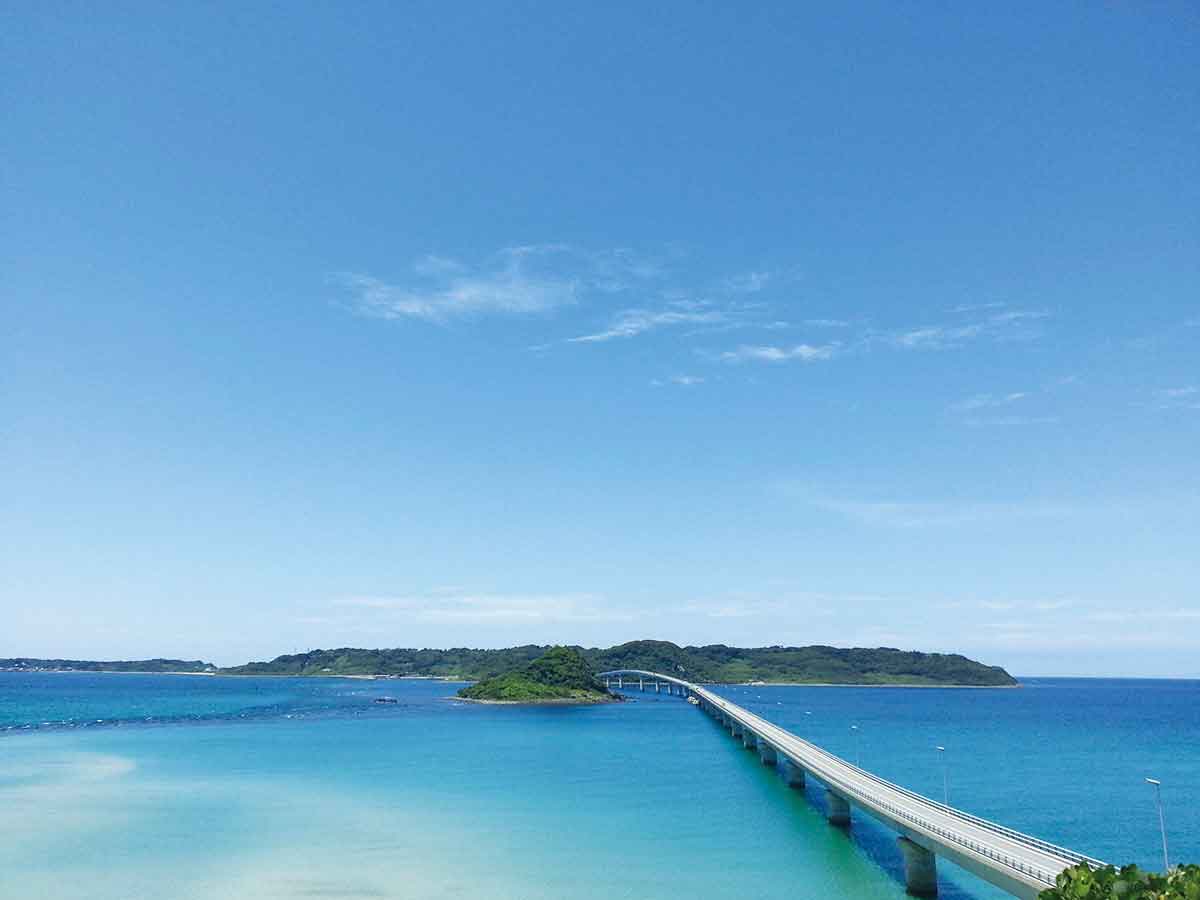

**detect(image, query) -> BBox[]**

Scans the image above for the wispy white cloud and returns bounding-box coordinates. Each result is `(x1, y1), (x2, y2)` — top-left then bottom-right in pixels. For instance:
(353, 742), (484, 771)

(719, 342), (841, 363)
(1033, 598), (1076, 612)
(724, 271), (772, 294)
(948, 301), (1007, 313)
(336, 245), (580, 323)
(936, 597), (1076, 613)
(679, 592), (838, 619)
(1153, 385), (1199, 409)
(709, 305), (1049, 367)
(951, 392), (1028, 412)
(335, 245), (680, 325)
(885, 309), (1050, 350)
(652, 374), (705, 387)
(990, 309), (1051, 325)
(891, 324), (982, 349)
(780, 484), (1075, 529)
(332, 591), (633, 624)
(568, 302), (728, 343)
(963, 415), (1059, 427)
(1049, 374), (1081, 388)
(818, 498), (1069, 528)
(1085, 608), (1200, 624)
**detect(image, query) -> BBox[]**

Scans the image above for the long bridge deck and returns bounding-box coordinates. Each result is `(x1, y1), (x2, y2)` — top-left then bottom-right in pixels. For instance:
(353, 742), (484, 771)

(599, 670), (1102, 899)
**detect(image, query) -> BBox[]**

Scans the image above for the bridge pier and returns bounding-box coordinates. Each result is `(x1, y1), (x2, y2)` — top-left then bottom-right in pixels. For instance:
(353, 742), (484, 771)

(897, 837), (938, 897)
(655, 681), (660, 693)
(826, 789), (851, 826)
(639, 678), (644, 691)
(742, 728), (757, 749)
(758, 739), (777, 766)
(781, 758), (805, 788)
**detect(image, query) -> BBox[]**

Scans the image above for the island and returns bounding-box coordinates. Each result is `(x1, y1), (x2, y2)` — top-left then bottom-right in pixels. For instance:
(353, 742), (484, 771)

(4, 641), (1019, 686)
(221, 640), (1017, 686)
(456, 646), (619, 704)
(0, 658), (217, 674)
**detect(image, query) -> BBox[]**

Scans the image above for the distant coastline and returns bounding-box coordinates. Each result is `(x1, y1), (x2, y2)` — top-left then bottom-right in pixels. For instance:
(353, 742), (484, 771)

(3, 641), (1018, 687)
(0, 669), (1021, 688)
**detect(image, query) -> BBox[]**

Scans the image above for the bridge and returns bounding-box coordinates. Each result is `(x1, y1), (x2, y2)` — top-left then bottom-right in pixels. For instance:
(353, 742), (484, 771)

(599, 670), (1103, 899)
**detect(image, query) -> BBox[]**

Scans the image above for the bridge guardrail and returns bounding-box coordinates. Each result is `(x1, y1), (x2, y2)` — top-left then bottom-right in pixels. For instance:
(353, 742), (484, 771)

(599, 671), (1102, 888)
(700, 691), (1098, 885)
(735, 702), (1104, 869)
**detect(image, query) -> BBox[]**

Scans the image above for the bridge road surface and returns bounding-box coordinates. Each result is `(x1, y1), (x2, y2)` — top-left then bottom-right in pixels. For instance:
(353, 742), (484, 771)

(600, 670), (1104, 899)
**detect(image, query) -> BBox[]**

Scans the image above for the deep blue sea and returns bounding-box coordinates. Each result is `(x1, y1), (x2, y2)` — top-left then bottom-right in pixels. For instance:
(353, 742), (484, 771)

(1, 674), (1196, 899)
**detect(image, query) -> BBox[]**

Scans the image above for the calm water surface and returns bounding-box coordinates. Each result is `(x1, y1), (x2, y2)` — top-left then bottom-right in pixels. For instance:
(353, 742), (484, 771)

(1, 674), (1196, 899)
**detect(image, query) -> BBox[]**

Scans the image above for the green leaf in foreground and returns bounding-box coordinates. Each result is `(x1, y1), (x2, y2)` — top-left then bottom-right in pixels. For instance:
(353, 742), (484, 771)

(1039, 862), (1200, 900)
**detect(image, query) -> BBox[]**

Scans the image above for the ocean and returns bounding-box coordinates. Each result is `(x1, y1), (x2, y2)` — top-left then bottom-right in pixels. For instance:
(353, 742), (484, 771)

(1, 673), (1195, 899)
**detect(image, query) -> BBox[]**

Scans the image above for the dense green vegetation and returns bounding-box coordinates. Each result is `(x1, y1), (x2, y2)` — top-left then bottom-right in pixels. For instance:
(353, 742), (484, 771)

(1039, 863), (1200, 899)
(457, 646), (616, 703)
(224, 645), (550, 679)
(222, 640), (1016, 685)
(0, 658), (217, 673)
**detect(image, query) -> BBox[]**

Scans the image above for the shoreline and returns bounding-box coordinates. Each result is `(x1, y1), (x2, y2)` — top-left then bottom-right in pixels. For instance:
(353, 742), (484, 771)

(731, 681), (1020, 689)
(2, 670), (1016, 688)
(453, 695), (622, 706)
(0, 669), (218, 676)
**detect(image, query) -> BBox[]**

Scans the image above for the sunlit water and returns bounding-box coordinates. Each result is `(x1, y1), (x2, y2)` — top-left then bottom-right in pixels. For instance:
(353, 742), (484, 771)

(1, 674), (1195, 899)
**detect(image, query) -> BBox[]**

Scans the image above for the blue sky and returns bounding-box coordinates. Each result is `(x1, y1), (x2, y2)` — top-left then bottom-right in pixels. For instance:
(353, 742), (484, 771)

(4, 3), (1197, 675)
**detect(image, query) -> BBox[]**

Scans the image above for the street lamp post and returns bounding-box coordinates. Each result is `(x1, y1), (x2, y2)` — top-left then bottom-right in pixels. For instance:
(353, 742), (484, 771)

(936, 746), (948, 805)
(1145, 778), (1169, 873)
(851, 724), (860, 766)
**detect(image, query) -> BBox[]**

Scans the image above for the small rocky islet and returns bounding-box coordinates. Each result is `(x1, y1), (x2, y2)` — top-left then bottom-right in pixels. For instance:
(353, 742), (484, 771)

(456, 646), (620, 704)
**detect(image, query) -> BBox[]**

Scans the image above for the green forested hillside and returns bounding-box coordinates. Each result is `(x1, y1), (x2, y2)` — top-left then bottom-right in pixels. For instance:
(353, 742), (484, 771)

(223, 640), (1016, 686)
(0, 658), (217, 673)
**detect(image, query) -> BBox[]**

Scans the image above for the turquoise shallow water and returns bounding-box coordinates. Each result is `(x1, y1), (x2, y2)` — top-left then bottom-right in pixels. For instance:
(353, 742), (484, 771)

(1, 674), (1196, 899)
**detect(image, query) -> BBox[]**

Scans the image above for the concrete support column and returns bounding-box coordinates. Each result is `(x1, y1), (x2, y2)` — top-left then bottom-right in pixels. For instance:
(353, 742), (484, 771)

(617, 677), (623, 688)
(758, 739), (777, 766)
(826, 790), (851, 826)
(897, 837), (938, 897)
(742, 728), (757, 749)
(781, 759), (805, 788)
(655, 682), (660, 693)
(639, 678), (644, 691)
